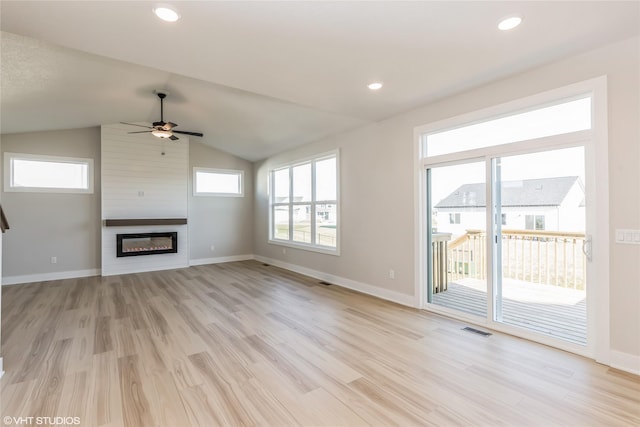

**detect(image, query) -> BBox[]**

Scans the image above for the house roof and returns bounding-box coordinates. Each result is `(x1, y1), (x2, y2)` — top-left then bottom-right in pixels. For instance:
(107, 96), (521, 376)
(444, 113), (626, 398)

(435, 176), (582, 209)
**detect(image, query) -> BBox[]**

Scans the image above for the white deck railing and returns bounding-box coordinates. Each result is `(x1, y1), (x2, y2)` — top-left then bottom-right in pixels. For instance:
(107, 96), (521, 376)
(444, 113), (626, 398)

(444, 229), (586, 290)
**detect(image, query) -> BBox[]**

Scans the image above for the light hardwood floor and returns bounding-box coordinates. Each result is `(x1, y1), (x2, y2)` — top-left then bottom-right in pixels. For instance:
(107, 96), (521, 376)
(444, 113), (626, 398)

(1, 260), (639, 426)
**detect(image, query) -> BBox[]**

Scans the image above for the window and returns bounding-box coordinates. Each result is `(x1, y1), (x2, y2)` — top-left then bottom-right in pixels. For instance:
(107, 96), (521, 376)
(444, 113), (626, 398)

(423, 96), (591, 157)
(525, 215), (545, 231)
(4, 153), (93, 193)
(449, 213), (461, 224)
(193, 168), (244, 196)
(270, 151), (338, 253)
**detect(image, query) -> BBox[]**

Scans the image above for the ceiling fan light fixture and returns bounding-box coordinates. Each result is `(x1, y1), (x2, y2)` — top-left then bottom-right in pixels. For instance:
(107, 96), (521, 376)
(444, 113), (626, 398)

(151, 129), (173, 138)
(368, 82), (383, 90)
(153, 5), (180, 22)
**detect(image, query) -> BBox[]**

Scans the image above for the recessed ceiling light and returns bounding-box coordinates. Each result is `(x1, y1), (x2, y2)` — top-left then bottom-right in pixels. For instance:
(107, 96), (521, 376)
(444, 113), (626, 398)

(498, 16), (522, 31)
(153, 5), (180, 22)
(368, 82), (383, 90)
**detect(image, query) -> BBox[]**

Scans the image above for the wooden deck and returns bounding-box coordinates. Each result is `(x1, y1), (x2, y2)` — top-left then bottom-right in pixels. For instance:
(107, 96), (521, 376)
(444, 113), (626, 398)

(432, 278), (587, 344)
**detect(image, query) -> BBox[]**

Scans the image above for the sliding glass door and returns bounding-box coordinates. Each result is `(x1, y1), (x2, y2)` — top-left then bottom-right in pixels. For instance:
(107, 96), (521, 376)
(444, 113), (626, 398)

(427, 161), (487, 318)
(494, 147), (587, 344)
(417, 80), (604, 354)
(425, 145), (589, 346)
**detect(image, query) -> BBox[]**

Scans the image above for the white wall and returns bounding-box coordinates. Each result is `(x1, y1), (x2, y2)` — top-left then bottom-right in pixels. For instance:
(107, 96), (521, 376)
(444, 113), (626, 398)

(254, 37), (640, 363)
(101, 124), (189, 275)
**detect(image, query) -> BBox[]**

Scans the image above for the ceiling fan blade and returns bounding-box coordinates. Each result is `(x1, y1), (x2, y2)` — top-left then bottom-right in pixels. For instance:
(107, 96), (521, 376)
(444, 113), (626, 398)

(173, 130), (204, 137)
(128, 130), (152, 134)
(121, 122), (152, 129)
(169, 135), (180, 141)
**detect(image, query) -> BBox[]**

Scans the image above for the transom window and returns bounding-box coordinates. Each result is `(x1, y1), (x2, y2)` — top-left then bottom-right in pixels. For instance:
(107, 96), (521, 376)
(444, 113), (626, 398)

(423, 96), (592, 157)
(4, 153), (93, 193)
(193, 167), (244, 197)
(269, 151), (339, 254)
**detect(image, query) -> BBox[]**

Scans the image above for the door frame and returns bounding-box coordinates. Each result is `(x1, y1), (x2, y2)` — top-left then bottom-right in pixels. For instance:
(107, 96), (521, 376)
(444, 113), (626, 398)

(414, 76), (609, 362)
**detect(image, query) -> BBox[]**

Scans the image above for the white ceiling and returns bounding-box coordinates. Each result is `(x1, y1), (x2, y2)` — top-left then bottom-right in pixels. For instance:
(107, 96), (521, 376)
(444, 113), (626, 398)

(2, 1), (638, 161)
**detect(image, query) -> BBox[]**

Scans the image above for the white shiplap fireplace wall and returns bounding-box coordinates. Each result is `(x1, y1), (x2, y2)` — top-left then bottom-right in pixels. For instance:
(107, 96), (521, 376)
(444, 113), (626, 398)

(101, 124), (189, 276)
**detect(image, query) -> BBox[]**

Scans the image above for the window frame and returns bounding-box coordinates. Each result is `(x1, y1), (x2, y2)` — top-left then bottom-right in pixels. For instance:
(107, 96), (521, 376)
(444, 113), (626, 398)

(193, 167), (244, 197)
(525, 214), (546, 231)
(268, 150), (340, 255)
(4, 152), (94, 194)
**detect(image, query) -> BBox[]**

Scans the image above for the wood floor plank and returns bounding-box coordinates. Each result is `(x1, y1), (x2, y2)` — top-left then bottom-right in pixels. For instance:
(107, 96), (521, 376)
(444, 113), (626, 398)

(177, 384), (230, 427)
(93, 316), (113, 355)
(117, 355), (155, 427)
(57, 371), (88, 423)
(2, 260), (639, 427)
(29, 338), (73, 420)
(187, 351), (259, 426)
(146, 372), (191, 427)
(89, 352), (123, 427)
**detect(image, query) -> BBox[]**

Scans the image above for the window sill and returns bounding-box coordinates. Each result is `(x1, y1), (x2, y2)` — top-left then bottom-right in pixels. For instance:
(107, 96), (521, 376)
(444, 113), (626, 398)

(268, 239), (340, 256)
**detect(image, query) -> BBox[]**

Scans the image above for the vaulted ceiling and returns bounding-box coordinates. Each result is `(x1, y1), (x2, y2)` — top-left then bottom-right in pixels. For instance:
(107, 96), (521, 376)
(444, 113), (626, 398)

(2, 1), (638, 161)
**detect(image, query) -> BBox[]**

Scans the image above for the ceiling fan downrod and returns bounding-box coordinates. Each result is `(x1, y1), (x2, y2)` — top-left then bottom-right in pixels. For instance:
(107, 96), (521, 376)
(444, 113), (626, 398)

(157, 92), (166, 124)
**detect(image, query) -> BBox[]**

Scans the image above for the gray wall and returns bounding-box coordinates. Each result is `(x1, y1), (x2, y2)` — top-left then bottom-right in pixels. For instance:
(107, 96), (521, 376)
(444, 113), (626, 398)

(254, 37), (640, 360)
(189, 141), (254, 261)
(1, 127), (102, 279)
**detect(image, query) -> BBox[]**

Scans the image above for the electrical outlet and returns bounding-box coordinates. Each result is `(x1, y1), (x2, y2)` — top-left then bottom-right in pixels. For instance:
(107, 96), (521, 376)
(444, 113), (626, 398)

(389, 269), (395, 279)
(50, 256), (57, 264)
(210, 245), (215, 252)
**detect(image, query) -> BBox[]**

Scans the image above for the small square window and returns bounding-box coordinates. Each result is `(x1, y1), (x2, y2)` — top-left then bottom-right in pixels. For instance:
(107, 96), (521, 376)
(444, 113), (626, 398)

(525, 214), (545, 231)
(193, 168), (244, 197)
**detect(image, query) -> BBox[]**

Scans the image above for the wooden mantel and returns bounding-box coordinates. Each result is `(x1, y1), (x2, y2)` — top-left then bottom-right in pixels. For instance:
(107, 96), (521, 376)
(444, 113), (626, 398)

(104, 218), (187, 227)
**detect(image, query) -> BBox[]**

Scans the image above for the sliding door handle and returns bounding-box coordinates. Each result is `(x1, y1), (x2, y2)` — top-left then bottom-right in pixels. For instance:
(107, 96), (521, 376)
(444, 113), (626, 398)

(582, 235), (592, 261)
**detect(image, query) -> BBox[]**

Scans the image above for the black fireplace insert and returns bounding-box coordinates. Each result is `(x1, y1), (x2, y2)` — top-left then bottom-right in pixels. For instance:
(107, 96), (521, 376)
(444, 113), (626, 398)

(116, 232), (178, 257)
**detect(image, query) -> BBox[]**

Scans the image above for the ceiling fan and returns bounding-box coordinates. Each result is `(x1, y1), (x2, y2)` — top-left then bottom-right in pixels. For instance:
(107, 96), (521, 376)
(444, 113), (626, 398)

(121, 91), (203, 141)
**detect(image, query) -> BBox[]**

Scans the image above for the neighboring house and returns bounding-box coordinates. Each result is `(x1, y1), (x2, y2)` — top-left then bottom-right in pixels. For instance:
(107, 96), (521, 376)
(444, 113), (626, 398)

(274, 196), (337, 223)
(434, 176), (585, 236)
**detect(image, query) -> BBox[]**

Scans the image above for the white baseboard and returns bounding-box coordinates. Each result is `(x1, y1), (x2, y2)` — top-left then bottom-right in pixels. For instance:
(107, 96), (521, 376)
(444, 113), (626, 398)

(189, 254), (254, 266)
(610, 350), (640, 375)
(254, 255), (417, 308)
(2, 268), (101, 286)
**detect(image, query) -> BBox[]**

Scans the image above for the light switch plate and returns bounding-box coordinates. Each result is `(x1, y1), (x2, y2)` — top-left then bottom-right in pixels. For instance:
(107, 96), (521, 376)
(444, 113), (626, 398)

(615, 229), (640, 245)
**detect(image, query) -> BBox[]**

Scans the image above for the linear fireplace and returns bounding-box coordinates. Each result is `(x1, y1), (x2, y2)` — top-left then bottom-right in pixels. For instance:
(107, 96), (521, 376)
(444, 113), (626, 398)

(116, 232), (178, 257)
